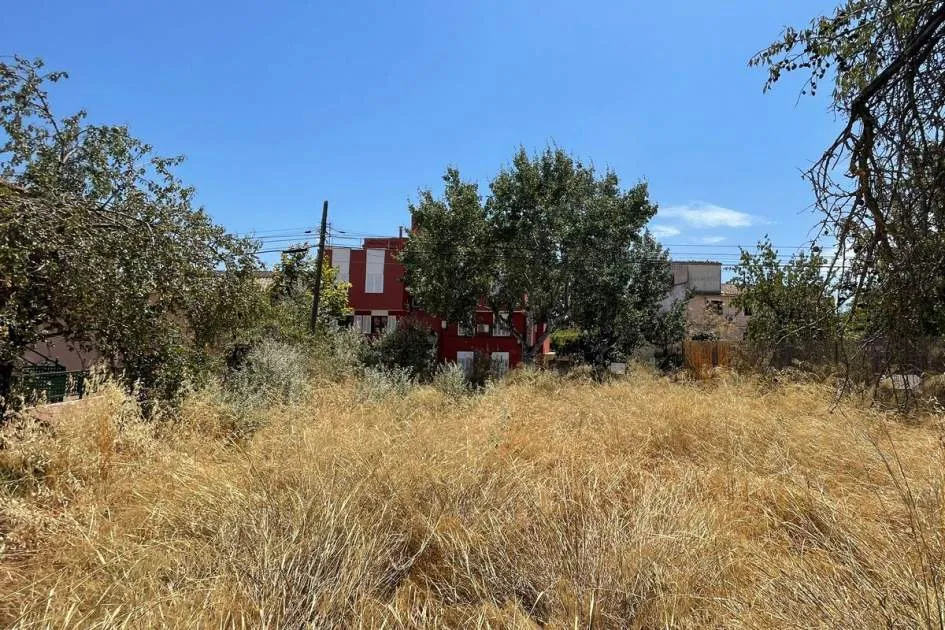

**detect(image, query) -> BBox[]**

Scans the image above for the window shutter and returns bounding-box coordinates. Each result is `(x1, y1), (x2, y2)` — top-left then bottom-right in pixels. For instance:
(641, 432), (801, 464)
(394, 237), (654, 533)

(365, 249), (384, 293)
(353, 315), (371, 334)
(332, 247), (350, 283)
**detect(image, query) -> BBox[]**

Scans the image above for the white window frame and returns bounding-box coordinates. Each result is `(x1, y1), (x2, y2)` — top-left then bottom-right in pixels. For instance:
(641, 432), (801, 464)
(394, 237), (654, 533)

(331, 247), (350, 284)
(457, 318), (474, 337)
(493, 312), (511, 337)
(365, 249), (384, 294)
(491, 351), (510, 376)
(352, 314), (372, 334)
(456, 351), (475, 375)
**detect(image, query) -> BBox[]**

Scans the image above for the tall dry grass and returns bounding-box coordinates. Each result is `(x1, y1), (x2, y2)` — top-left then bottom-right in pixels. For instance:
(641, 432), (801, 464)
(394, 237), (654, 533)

(1, 369), (944, 628)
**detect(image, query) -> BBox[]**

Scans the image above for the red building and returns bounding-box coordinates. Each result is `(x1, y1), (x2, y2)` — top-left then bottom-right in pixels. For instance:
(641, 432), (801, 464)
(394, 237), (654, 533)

(327, 235), (549, 371)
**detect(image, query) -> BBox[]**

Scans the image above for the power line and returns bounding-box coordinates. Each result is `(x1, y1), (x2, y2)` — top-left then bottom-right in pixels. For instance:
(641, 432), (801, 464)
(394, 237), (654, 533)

(235, 225), (317, 237)
(250, 225), (830, 269)
(257, 248), (839, 273)
(241, 222), (820, 251)
(268, 242), (823, 262)
(258, 243), (831, 267)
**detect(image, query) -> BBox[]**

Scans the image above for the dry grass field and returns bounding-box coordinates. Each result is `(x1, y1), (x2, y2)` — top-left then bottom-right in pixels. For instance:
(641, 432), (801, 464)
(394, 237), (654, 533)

(1, 369), (944, 628)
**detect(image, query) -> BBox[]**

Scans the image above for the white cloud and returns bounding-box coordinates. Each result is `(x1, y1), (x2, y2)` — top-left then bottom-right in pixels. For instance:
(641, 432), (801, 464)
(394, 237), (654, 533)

(659, 202), (757, 228)
(650, 224), (681, 238)
(699, 235), (726, 244)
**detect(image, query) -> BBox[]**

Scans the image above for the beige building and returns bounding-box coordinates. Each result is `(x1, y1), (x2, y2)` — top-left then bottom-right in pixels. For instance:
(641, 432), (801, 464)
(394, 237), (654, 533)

(664, 261), (748, 341)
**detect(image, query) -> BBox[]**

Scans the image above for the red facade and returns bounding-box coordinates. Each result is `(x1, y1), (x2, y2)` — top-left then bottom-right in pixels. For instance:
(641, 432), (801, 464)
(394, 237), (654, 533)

(328, 236), (549, 368)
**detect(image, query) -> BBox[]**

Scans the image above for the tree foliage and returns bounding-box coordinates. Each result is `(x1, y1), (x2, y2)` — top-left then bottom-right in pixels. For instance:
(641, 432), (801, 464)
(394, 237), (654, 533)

(732, 239), (838, 367)
(569, 229), (682, 371)
(401, 147), (680, 367)
(0, 56), (262, 415)
(399, 169), (492, 326)
(359, 316), (438, 381)
(263, 246), (351, 342)
(751, 1), (945, 363)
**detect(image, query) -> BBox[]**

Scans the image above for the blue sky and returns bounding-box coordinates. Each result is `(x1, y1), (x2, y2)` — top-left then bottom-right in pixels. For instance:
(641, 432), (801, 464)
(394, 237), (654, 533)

(6, 0), (840, 266)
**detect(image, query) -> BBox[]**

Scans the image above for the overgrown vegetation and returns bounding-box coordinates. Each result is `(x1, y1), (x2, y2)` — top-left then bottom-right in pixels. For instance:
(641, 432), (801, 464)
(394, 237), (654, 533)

(263, 246), (352, 343)
(732, 238), (838, 368)
(2, 373), (944, 627)
(0, 57), (360, 420)
(400, 147), (685, 369)
(359, 316), (438, 381)
(3, 4), (945, 623)
(752, 0), (945, 382)
(0, 57), (265, 416)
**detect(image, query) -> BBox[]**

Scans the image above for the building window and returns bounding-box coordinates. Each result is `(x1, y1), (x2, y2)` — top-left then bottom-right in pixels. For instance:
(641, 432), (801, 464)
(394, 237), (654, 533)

(493, 312), (511, 337)
(365, 249), (384, 293)
(491, 351), (510, 376)
(456, 351), (475, 375)
(332, 247), (350, 283)
(371, 315), (388, 335)
(457, 317), (474, 337)
(352, 314), (372, 334)
(706, 299), (723, 315)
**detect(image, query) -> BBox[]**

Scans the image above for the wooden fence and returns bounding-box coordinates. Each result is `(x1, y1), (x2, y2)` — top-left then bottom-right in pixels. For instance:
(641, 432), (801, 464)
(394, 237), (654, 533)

(683, 340), (735, 379)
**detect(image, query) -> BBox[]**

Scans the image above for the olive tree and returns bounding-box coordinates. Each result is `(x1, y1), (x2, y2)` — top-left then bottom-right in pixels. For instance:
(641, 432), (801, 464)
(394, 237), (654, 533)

(0, 56), (262, 415)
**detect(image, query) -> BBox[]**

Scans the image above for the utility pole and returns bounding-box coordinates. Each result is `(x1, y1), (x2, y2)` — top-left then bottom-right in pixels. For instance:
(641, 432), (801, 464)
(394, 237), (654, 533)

(310, 200), (329, 333)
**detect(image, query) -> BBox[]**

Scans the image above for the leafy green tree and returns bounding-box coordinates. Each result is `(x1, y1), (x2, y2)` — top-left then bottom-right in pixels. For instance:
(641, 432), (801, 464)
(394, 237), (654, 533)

(732, 238), (838, 367)
(402, 147), (670, 366)
(567, 221), (682, 375)
(400, 168), (493, 326)
(263, 245), (351, 341)
(0, 56), (261, 415)
(752, 1), (945, 367)
(484, 148), (594, 361)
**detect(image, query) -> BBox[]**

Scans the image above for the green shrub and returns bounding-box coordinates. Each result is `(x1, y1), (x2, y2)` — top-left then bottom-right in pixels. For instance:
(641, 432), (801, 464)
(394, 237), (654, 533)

(432, 362), (469, 398)
(360, 317), (437, 381)
(312, 324), (367, 380)
(222, 339), (310, 430)
(356, 367), (414, 402)
(550, 328), (582, 356)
